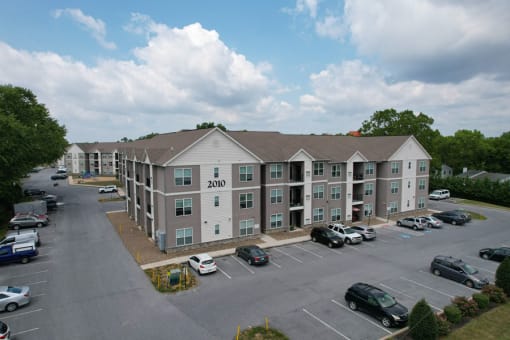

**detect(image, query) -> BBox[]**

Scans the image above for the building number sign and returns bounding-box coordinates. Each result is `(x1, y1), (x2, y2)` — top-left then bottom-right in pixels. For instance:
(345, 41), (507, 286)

(208, 180), (226, 188)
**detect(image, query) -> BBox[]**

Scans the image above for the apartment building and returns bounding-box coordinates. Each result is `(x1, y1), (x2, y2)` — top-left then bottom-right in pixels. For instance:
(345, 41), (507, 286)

(117, 128), (431, 252)
(64, 142), (123, 175)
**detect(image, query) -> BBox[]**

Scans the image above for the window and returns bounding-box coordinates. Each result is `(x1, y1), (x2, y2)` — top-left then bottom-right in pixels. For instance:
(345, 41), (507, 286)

(146, 177), (151, 187)
(214, 195), (219, 207)
(419, 160), (426, 172)
(271, 189), (283, 204)
(330, 186), (341, 200)
(175, 168), (192, 186)
(270, 164), (283, 179)
(391, 162), (400, 174)
(365, 163), (374, 175)
(313, 185), (324, 199)
(313, 162), (324, 176)
(418, 197), (426, 209)
(389, 202), (398, 213)
(331, 208), (342, 222)
(418, 179), (426, 190)
(175, 198), (192, 216)
(214, 167), (219, 178)
(364, 183), (373, 196)
(240, 193), (253, 209)
(240, 219), (254, 236)
(176, 227), (193, 246)
(136, 196), (140, 205)
(331, 164), (341, 177)
(364, 204), (373, 216)
(391, 182), (399, 194)
(214, 224), (220, 235)
(408, 162), (412, 169)
(136, 174), (140, 182)
(313, 208), (324, 222)
(270, 214), (283, 229)
(240, 166), (253, 182)
(408, 181), (411, 188)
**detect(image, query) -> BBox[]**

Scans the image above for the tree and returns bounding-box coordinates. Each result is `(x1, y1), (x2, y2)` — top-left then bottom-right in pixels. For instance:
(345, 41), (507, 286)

(436, 130), (488, 174)
(496, 257), (510, 297)
(0, 85), (68, 207)
(359, 109), (442, 170)
(408, 299), (438, 340)
(136, 132), (159, 140)
(196, 122), (227, 131)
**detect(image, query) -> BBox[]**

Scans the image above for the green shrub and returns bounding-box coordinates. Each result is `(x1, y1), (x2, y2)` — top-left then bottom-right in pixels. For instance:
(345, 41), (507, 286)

(443, 304), (462, 324)
(481, 284), (508, 304)
(451, 296), (479, 317)
(472, 293), (490, 310)
(435, 314), (451, 336)
(409, 299), (438, 340)
(496, 257), (510, 297)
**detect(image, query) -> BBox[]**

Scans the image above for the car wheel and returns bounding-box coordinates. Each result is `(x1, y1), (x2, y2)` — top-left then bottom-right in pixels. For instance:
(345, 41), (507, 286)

(312, 236), (317, 242)
(381, 317), (392, 328)
(13, 224), (20, 230)
(397, 221), (401, 226)
(5, 303), (18, 312)
(428, 223), (433, 228)
(21, 257), (29, 264)
(452, 220), (457, 225)
(482, 253), (489, 260)
(433, 268), (441, 276)
(346, 238), (351, 245)
(328, 242), (333, 248)
(413, 225), (418, 230)
(348, 300), (357, 310)
(465, 280), (474, 288)
(248, 259), (253, 265)
(36, 222), (43, 228)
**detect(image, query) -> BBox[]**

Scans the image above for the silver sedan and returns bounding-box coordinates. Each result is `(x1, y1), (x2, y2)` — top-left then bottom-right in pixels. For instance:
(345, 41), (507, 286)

(0, 286), (31, 312)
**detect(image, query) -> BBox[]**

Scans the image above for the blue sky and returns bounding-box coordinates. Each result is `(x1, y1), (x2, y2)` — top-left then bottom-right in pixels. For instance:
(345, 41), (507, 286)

(1, 0), (509, 142)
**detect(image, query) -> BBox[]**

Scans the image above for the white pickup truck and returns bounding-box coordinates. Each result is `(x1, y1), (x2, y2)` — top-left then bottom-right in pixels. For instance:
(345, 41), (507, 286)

(98, 185), (117, 194)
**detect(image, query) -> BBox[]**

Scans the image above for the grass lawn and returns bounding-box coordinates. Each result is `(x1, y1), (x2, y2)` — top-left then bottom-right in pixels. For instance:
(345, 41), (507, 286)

(237, 326), (289, 340)
(443, 302), (510, 340)
(456, 198), (510, 212)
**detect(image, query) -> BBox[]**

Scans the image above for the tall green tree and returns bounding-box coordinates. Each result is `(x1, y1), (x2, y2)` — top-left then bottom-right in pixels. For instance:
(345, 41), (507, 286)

(359, 109), (442, 170)
(0, 85), (68, 206)
(437, 130), (488, 174)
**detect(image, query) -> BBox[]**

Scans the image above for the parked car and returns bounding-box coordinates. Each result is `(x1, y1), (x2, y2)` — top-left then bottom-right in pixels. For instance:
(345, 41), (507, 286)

(344, 282), (409, 328)
(235, 245), (269, 265)
(479, 247), (510, 262)
(1, 229), (40, 247)
(428, 189), (450, 200)
(351, 225), (377, 240)
(419, 216), (443, 228)
(51, 173), (68, 180)
(0, 285), (31, 312)
(188, 253), (217, 275)
(431, 211), (466, 225)
(454, 209), (472, 222)
(8, 214), (48, 230)
(327, 224), (363, 244)
(41, 194), (58, 210)
(23, 188), (45, 197)
(56, 168), (67, 174)
(310, 227), (344, 248)
(0, 320), (10, 340)
(396, 217), (426, 230)
(0, 242), (39, 265)
(430, 255), (489, 289)
(98, 185), (118, 194)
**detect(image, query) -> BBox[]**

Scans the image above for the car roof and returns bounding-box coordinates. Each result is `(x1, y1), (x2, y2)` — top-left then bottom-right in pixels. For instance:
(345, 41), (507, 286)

(193, 253), (213, 260)
(352, 282), (385, 294)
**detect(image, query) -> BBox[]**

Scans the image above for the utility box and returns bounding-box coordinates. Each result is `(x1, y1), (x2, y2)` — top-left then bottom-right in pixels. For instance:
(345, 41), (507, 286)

(169, 269), (181, 286)
(14, 200), (47, 215)
(158, 231), (166, 252)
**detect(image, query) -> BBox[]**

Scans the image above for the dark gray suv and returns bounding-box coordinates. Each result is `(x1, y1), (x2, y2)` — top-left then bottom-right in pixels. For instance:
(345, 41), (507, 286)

(430, 255), (489, 289)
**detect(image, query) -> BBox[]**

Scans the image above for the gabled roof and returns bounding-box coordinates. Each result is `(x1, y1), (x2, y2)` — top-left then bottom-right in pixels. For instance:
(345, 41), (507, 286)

(74, 142), (125, 153)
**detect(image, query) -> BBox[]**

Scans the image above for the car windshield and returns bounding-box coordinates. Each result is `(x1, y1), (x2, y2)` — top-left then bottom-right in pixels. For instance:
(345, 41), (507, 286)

(202, 259), (214, 265)
(251, 248), (266, 256)
(462, 263), (478, 275)
(376, 293), (397, 308)
(343, 227), (356, 234)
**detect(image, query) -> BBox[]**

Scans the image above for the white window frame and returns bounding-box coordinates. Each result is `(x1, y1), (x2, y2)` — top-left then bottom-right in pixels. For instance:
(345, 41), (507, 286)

(391, 162), (400, 174)
(313, 162), (324, 176)
(418, 197), (426, 209)
(240, 192), (253, 209)
(330, 186), (341, 200)
(364, 183), (373, 196)
(271, 189), (283, 204)
(419, 160), (426, 172)
(418, 178), (426, 190)
(365, 163), (374, 175)
(331, 164), (341, 177)
(313, 208), (324, 222)
(313, 185), (324, 199)
(175, 198), (192, 216)
(174, 168), (192, 186)
(364, 204), (373, 216)
(389, 201), (398, 214)
(330, 208), (342, 222)
(391, 182), (399, 194)
(240, 165), (253, 182)
(270, 164), (283, 179)
(270, 213), (283, 229)
(214, 224), (220, 235)
(214, 167), (219, 178)
(214, 195), (219, 207)
(176, 227), (193, 246)
(240, 219), (254, 236)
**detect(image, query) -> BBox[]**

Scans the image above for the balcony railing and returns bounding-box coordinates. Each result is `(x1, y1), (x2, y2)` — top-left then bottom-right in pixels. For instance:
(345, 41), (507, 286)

(352, 194), (364, 201)
(353, 173), (364, 180)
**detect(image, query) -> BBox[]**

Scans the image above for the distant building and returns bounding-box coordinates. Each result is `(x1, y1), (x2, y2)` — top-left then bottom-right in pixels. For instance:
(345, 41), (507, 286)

(457, 168), (510, 183)
(64, 142), (124, 175)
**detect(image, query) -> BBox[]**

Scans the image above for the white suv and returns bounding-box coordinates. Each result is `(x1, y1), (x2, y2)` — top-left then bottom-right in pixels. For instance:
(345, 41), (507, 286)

(327, 224), (363, 244)
(429, 189), (450, 200)
(98, 185), (117, 194)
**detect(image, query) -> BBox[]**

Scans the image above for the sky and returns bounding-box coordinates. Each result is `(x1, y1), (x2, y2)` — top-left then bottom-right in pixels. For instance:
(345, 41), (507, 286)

(1, 0), (509, 142)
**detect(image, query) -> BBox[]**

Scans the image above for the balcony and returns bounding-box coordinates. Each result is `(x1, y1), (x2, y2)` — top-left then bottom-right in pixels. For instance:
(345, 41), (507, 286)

(353, 173), (364, 181)
(352, 193), (364, 204)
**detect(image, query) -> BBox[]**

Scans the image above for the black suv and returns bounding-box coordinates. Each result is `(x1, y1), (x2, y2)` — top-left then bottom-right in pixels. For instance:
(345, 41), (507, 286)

(310, 227), (344, 248)
(430, 255), (489, 289)
(24, 188), (45, 197)
(431, 211), (466, 225)
(479, 247), (510, 262)
(344, 282), (408, 328)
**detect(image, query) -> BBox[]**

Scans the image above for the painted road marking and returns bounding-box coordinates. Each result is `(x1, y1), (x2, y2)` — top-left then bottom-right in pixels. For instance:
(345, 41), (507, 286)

(302, 308), (351, 340)
(293, 244), (323, 258)
(230, 255), (255, 274)
(273, 248), (303, 263)
(331, 299), (392, 334)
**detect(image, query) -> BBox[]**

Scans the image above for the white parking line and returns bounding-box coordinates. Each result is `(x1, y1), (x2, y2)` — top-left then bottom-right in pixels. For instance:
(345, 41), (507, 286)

(12, 328), (39, 336)
(400, 276), (454, 298)
(230, 255), (255, 274)
(22, 280), (48, 285)
(31, 260), (53, 265)
(7, 270), (48, 279)
(32, 293), (46, 298)
(293, 244), (323, 258)
(1, 308), (43, 319)
(270, 259), (282, 268)
(331, 299), (392, 334)
(476, 267), (495, 275)
(273, 248), (303, 263)
(379, 283), (414, 299)
(323, 247), (343, 255)
(217, 267), (232, 279)
(344, 244), (361, 252)
(302, 308), (351, 340)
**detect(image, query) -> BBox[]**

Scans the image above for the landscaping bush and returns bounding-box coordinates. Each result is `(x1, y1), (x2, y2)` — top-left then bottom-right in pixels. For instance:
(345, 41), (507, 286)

(443, 304), (462, 324)
(452, 296), (479, 317)
(472, 293), (490, 310)
(496, 257), (510, 297)
(481, 284), (508, 304)
(408, 299), (438, 340)
(435, 314), (451, 337)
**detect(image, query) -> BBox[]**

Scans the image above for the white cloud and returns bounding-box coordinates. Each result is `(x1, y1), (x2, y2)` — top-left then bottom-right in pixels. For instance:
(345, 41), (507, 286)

(315, 15), (346, 41)
(296, 0), (319, 18)
(54, 8), (116, 50)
